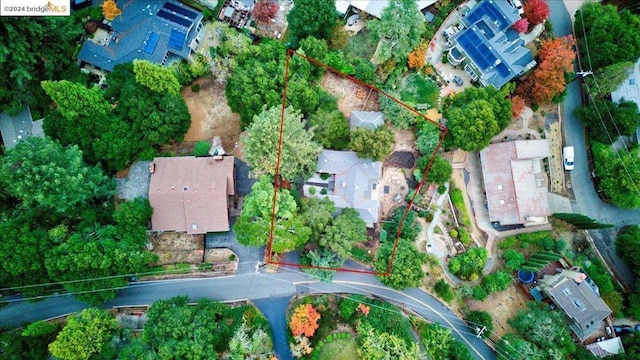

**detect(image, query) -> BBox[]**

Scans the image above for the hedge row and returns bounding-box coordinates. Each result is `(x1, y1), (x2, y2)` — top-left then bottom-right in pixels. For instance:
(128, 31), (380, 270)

(312, 332), (353, 359)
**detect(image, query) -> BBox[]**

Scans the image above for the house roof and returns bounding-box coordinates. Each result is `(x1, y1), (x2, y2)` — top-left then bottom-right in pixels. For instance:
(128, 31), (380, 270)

(480, 140), (551, 226)
(586, 337), (624, 357)
(541, 271), (612, 341)
(77, 1), (204, 71)
(451, 0), (535, 89)
(315, 150), (381, 227)
(611, 58), (640, 107)
(0, 106), (45, 149)
(148, 156), (235, 234)
(336, 0), (437, 18)
(349, 111), (384, 130)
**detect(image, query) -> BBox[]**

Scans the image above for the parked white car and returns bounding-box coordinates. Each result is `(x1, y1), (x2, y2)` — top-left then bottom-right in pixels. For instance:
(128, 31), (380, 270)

(563, 146), (575, 171)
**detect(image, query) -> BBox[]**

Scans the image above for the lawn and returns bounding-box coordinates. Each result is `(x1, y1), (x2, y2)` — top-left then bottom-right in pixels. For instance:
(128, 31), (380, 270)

(399, 74), (440, 108)
(317, 338), (359, 360)
(344, 29), (377, 61)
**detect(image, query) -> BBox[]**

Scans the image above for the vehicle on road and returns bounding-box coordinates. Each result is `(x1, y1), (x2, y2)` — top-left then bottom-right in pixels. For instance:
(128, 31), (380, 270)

(452, 75), (464, 86)
(614, 325), (633, 334)
(563, 146), (575, 171)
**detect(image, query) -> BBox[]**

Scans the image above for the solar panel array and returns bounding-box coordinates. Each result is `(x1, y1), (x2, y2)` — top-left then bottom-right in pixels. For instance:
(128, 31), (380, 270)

(144, 32), (160, 54)
(465, 1), (509, 30)
(168, 29), (186, 50)
(157, 9), (192, 27)
(457, 30), (496, 70)
(163, 2), (197, 19)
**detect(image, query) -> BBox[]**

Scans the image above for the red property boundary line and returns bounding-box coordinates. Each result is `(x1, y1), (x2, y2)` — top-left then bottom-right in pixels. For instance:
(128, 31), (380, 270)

(266, 49), (448, 276)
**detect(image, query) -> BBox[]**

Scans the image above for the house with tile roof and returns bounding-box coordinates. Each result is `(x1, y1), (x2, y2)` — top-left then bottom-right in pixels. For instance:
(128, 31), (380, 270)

(77, 0), (205, 72)
(0, 106), (44, 150)
(349, 111), (384, 130)
(480, 140), (550, 227)
(148, 156), (235, 234)
(447, 0), (536, 89)
(306, 150), (382, 227)
(538, 269), (613, 342)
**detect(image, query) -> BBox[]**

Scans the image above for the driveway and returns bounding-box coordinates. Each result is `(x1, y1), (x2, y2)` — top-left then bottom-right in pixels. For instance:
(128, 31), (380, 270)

(549, 0), (639, 288)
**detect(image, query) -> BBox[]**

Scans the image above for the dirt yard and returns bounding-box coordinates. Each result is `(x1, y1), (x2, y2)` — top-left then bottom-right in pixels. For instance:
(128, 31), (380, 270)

(181, 77), (244, 159)
(148, 232), (204, 266)
(466, 285), (530, 337)
(320, 72), (379, 116)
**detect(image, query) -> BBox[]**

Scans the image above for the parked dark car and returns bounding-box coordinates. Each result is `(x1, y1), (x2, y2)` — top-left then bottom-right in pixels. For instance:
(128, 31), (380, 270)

(614, 325), (633, 334)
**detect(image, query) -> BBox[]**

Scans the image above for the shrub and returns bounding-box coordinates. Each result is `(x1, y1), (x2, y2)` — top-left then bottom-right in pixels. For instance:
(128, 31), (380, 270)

(472, 286), (487, 301)
(458, 228), (471, 245)
(197, 262), (213, 271)
(449, 229), (458, 238)
(320, 173), (330, 180)
(191, 83), (201, 92)
(339, 294), (368, 320)
(320, 188), (327, 195)
(437, 185), (447, 194)
(308, 186), (317, 195)
(192, 141), (210, 157)
(434, 279), (455, 302)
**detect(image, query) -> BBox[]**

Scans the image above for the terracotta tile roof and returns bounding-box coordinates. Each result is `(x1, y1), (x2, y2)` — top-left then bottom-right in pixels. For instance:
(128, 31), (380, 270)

(148, 156), (234, 234)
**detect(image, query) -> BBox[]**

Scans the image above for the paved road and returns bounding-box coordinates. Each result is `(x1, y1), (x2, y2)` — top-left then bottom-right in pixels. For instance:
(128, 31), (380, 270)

(1, 269), (496, 360)
(549, 0), (639, 289)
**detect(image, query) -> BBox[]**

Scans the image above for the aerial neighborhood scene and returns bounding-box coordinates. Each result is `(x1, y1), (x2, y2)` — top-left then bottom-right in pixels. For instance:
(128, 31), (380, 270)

(3, 0), (640, 358)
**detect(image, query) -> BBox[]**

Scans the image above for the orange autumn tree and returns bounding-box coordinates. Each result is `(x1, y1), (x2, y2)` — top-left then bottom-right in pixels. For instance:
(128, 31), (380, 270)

(517, 35), (575, 104)
(407, 48), (426, 69)
(511, 95), (526, 118)
(289, 304), (321, 337)
(102, 0), (122, 21)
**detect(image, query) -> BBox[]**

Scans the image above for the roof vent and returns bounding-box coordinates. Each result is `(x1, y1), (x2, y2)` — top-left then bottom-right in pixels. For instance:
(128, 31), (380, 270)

(499, 200), (505, 205)
(183, 186), (189, 192)
(191, 223), (198, 230)
(497, 184), (503, 190)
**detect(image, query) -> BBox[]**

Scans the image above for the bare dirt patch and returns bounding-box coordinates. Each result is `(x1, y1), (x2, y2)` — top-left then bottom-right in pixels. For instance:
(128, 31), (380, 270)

(466, 285), (529, 337)
(392, 129), (416, 152)
(320, 72), (379, 116)
(181, 78), (244, 159)
(148, 232), (204, 265)
(204, 248), (236, 263)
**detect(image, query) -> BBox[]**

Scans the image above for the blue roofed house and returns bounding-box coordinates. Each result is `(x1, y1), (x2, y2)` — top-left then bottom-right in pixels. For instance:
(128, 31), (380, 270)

(0, 106), (45, 150)
(306, 150), (382, 228)
(77, 1), (205, 73)
(447, 0), (536, 89)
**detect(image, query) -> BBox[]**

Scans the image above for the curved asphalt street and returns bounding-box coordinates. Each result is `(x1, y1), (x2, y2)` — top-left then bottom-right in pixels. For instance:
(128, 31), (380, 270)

(1, 269), (496, 360)
(549, 1), (639, 288)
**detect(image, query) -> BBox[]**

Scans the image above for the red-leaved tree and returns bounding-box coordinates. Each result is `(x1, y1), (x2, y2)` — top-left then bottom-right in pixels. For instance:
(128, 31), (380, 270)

(511, 95), (526, 117)
(513, 18), (529, 33)
(516, 35), (575, 104)
(251, 0), (279, 23)
(289, 304), (321, 337)
(524, 0), (550, 26)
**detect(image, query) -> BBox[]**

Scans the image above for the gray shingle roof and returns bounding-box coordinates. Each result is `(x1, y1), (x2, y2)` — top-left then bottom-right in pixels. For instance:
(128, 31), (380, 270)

(451, 0), (535, 89)
(349, 111), (384, 130)
(0, 106), (44, 149)
(315, 150), (382, 227)
(77, 1), (204, 72)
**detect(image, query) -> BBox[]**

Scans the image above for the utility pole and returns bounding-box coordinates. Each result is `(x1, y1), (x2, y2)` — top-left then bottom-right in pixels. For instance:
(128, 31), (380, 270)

(475, 326), (487, 338)
(576, 70), (593, 78)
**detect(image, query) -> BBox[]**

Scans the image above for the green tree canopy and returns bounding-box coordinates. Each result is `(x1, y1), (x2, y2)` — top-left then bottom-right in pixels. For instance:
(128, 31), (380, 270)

(414, 154), (452, 185)
(379, 92), (419, 130)
(616, 225), (640, 273)
(358, 322), (422, 360)
(375, 240), (427, 289)
(584, 61), (635, 98)
(225, 39), (320, 128)
(496, 333), (545, 360)
(508, 302), (576, 358)
(466, 310), (493, 338)
(49, 308), (117, 360)
(444, 87), (511, 151)
(368, 0), (425, 65)
(592, 142), (640, 208)
(302, 247), (343, 282)
(0, 17), (84, 117)
(245, 106), (322, 180)
(299, 197), (336, 242)
(416, 121), (442, 155)
(448, 247), (488, 281)
(575, 99), (640, 144)
(503, 249), (525, 271)
(0, 137), (113, 214)
(383, 206), (421, 242)
(575, 3), (640, 70)
(349, 126), (395, 161)
(286, 0), (336, 46)
(319, 207), (367, 258)
(132, 59), (181, 96)
(235, 176), (311, 252)
(309, 108), (351, 150)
